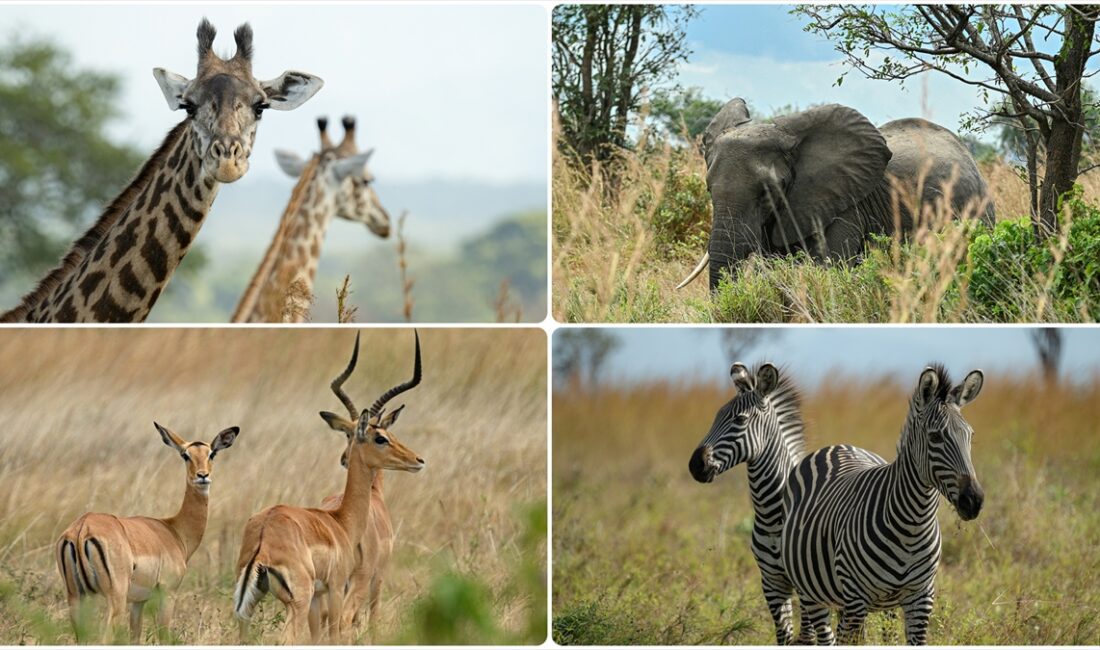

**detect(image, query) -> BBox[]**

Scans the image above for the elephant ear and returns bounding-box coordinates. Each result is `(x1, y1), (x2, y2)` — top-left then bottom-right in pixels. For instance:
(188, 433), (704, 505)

(701, 98), (752, 164)
(770, 104), (891, 247)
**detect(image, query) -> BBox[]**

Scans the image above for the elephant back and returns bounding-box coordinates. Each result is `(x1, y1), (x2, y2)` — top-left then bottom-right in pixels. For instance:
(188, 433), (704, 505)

(879, 118), (995, 226)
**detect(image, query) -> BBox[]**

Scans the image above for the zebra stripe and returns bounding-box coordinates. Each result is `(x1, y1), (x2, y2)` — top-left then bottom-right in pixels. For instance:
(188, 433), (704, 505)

(781, 364), (985, 645)
(689, 362), (829, 644)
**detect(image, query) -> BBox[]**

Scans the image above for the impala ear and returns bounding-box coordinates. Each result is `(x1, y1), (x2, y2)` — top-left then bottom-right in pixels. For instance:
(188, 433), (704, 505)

(378, 404), (405, 429)
(210, 426), (240, 457)
(319, 411), (354, 434)
(154, 422), (187, 454)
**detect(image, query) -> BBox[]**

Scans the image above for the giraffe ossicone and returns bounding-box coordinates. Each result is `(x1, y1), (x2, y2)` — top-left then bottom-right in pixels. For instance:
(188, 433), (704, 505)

(1, 18), (323, 323)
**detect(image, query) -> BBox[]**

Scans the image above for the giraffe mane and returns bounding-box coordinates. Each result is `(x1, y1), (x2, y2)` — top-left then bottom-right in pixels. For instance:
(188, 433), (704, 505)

(229, 155), (321, 322)
(751, 362), (806, 461)
(0, 120), (191, 323)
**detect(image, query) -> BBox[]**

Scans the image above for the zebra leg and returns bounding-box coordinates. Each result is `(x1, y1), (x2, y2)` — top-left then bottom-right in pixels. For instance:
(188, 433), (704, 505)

(901, 589), (934, 645)
(798, 603), (834, 644)
(804, 604), (835, 645)
(836, 603), (869, 645)
(761, 575), (795, 644)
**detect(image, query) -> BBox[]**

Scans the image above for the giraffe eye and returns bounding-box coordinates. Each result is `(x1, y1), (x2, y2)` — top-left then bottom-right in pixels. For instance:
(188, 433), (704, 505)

(253, 101), (270, 118)
(180, 100), (197, 117)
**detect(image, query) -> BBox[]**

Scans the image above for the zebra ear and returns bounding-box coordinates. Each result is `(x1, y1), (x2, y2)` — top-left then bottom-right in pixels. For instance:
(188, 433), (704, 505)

(916, 367), (940, 406)
(730, 363), (754, 392)
(756, 364), (780, 397)
(949, 370), (984, 407)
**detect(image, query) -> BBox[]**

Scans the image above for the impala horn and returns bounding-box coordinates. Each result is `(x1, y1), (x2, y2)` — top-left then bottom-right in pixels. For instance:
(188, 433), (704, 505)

(368, 330), (421, 419)
(330, 332), (360, 420)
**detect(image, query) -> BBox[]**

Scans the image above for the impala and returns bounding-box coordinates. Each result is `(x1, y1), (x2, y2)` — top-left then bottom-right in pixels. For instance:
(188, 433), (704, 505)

(233, 332), (425, 644)
(56, 423), (240, 643)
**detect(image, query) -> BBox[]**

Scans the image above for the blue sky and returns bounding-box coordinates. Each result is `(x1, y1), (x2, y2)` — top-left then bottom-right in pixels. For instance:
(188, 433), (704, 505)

(562, 327), (1100, 388)
(673, 5), (1004, 137)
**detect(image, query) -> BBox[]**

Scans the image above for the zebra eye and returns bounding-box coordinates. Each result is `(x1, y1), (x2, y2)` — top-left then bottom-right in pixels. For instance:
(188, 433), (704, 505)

(733, 414), (749, 427)
(929, 429), (944, 444)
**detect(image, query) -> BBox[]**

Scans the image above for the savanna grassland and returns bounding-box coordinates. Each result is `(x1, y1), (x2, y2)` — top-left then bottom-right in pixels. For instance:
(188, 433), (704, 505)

(553, 375), (1100, 644)
(552, 123), (1100, 323)
(0, 329), (547, 645)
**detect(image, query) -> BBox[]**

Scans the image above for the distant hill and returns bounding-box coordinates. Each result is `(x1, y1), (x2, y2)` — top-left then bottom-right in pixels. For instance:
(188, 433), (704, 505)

(150, 210), (548, 323)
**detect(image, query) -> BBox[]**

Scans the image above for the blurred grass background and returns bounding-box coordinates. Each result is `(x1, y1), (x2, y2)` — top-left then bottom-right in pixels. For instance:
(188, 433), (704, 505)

(0, 328), (546, 644)
(553, 373), (1100, 644)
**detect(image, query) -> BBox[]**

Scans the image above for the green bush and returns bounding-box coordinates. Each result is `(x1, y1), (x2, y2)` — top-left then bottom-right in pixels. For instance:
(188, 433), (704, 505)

(636, 150), (710, 257)
(966, 186), (1100, 320)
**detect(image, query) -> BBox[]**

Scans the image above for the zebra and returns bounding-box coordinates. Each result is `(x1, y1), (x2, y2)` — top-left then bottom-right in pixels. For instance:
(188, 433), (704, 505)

(688, 362), (831, 644)
(781, 364), (985, 645)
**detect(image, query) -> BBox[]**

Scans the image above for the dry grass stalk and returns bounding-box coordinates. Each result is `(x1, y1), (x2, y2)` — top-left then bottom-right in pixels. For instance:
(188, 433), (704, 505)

(335, 274), (358, 324)
(494, 279), (523, 323)
(395, 211), (414, 323)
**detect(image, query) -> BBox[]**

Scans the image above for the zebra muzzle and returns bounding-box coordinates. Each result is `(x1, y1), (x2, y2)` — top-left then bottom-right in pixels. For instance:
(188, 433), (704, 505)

(955, 476), (984, 521)
(689, 446), (717, 483)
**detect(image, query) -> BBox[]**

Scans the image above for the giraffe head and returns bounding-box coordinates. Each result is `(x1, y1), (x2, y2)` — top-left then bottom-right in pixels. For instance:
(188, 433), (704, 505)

(275, 115), (392, 238)
(152, 19), (323, 184)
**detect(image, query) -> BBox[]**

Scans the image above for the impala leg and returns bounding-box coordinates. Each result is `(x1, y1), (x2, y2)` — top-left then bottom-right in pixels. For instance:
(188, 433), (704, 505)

(342, 570), (372, 633)
(154, 594), (174, 643)
(103, 591), (128, 644)
(364, 574), (385, 643)
(282, 599), (312, 646)
(308, 595), (322, 644)
(326, 585), (346, 644)
(128, 602), (144, 644)
(901, 589), (934, 646)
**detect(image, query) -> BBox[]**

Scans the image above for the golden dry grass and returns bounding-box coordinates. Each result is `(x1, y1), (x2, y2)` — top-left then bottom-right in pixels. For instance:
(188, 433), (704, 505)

(553, 374), (1100, 644)
(0, 328), (546, 645)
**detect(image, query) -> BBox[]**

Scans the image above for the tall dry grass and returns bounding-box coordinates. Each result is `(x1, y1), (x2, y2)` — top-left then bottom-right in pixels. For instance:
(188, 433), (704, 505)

(0, 328), (546, 644)
(552, 119), (1100, 323)
(553, 374), (1100, 644)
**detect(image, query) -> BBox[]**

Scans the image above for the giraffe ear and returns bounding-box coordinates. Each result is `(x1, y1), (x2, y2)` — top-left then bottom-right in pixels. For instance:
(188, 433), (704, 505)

(152, 68), (192, 111)
(274, 150), (308, 178)
(332, 150), (374, 182)
(260, 71), (324, 111)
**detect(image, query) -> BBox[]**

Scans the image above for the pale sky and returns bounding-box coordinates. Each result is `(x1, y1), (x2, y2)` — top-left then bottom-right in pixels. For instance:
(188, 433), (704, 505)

(569, 327), (1100, 388)
(1, 3), (548, 184)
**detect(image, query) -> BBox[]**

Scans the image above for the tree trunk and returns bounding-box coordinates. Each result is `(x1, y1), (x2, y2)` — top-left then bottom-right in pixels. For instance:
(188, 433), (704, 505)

(1037, 6), (1097, 236)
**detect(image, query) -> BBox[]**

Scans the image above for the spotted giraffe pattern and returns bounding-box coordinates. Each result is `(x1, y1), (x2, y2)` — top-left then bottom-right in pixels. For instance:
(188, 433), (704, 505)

(3, 121), (220, 323)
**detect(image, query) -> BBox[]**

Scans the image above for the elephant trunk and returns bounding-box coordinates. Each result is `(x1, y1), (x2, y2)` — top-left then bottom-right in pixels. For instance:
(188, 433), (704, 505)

(707, 195), (764, 291)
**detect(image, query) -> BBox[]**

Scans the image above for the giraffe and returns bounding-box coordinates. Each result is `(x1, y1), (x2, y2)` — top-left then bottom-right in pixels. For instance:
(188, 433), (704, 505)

(0, 19), (323, 323)
(231, 115), (391, 323)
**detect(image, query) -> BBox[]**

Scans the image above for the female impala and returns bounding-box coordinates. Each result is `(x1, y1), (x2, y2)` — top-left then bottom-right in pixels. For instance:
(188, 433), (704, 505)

(313, 332), (413, 639)
(233, 332), (425, 644)
(56, 423), (240, 643)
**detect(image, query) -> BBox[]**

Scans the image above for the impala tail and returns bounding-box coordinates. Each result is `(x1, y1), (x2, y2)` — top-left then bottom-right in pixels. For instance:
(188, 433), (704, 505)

(57, 526), (113, 598)
(233, 546), (295, 620)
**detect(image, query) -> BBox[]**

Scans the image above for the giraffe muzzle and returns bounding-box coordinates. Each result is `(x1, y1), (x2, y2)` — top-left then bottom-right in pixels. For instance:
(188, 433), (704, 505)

(207, 137), (249, 183)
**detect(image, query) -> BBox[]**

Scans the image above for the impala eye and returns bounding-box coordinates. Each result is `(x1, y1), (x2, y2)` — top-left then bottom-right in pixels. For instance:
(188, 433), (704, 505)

(374, 436), (388, 445)
(180, 452), (190, 462)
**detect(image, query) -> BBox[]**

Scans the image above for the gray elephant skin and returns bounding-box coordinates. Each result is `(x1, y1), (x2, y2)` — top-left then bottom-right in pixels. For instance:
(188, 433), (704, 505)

(682, 99), (996, 291)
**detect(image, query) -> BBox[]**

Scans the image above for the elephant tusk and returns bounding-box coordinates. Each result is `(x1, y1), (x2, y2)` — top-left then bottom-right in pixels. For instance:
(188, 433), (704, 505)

(675, 252), (709, 290)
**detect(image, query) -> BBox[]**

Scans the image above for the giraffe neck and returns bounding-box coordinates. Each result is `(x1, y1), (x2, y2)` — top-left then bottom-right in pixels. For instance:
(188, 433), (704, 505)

(243, 165), (336, 323)
(2, 120), (219, 323)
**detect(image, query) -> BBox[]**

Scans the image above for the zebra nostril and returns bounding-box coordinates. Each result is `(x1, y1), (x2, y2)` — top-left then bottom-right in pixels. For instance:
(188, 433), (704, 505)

(689, 447), (713, 483)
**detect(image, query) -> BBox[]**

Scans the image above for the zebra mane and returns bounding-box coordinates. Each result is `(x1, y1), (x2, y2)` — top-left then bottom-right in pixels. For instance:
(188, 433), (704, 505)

(753, 362), (806, 461)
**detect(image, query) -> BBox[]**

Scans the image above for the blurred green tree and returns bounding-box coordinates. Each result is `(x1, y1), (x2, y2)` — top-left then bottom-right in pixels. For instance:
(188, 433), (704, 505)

(649, 86), (725, 144)
(553, 4), (699, 164)
(0, 37), (143, 278)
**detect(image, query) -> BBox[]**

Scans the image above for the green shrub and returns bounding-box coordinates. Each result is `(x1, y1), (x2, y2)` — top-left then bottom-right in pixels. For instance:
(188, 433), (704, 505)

(636, 150), (710, 257)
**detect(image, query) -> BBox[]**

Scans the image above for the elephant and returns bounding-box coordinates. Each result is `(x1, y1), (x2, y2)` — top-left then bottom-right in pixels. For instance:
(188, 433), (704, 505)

(677, 99), (996, 291)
